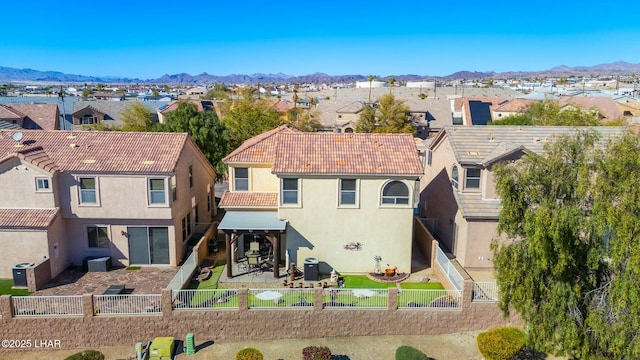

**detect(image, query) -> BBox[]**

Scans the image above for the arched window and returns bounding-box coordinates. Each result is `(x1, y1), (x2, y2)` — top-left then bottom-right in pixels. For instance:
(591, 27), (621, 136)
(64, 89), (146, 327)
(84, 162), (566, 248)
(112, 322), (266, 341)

(381, 181), (409, 205)
(82, 114), (95, 124)
(451, 165), (459, 189)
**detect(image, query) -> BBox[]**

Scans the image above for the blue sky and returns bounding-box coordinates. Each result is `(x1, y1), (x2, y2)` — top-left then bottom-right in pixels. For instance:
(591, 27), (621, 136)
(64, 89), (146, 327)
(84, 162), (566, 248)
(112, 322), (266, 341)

(2, 1), (639, 79)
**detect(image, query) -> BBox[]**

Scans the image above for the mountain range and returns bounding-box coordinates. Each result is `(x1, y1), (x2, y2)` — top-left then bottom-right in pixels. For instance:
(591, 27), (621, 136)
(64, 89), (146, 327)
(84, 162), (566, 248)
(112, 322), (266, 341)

(1, 61), (639, 85)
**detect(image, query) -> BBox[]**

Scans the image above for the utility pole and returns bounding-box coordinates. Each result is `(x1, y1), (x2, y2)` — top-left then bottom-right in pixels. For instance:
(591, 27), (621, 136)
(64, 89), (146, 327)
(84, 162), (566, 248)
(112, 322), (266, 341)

(58, 86), (67, 131)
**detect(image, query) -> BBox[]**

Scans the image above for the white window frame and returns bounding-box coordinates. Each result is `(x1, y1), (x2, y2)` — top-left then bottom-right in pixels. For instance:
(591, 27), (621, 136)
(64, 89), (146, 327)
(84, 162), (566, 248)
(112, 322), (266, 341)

(148, 177), (167, 205)
(78, 177), (99, 206)
(171, 175), (177, 202)
(281, 178), (300, 206)
(234, 167), (249, 191)
(380, 180), (411, 206)
(86, 225), (110, 249)
(451, 165), (459, 190)
(338, 178), (359, 207)
(465, 168), (481, 189)
(427, 150), (433, 166)
(35, 177), (51, 192)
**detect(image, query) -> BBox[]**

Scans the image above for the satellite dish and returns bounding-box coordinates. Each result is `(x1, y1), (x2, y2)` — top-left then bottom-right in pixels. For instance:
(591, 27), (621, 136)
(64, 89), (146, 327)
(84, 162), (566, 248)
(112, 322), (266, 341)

(12, 132), (23, 142)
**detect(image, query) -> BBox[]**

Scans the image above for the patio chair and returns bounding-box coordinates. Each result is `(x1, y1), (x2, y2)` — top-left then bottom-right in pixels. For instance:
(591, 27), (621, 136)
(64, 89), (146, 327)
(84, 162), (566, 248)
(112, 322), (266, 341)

(249, 242), (260, 252)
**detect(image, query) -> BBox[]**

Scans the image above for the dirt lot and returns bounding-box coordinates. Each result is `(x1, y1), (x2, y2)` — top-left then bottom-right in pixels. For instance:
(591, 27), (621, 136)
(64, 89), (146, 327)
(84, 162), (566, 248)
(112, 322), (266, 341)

(6, 331), (486, 359)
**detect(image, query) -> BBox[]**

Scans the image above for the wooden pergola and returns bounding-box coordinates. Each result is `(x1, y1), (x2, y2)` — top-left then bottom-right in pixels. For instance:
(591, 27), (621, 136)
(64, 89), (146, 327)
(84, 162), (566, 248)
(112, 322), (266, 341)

(223, 230), (284, 278)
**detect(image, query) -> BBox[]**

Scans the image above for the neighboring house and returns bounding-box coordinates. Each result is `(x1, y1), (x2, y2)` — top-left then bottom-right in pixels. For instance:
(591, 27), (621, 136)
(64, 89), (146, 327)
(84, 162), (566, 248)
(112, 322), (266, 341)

(0, 104), (60, 130)
(451, 98), (507, 125)
(491, 99), (536, 120)
(71, 101), (166, 129)
(219, 125), (423, 278)
(557, 96), (623, 122)
(157, 100), (222, 124)
(0, 130), (217, 279)
(404, 99), (453, 139)
(314, 100), (364, 132)
(420, 125), (626, 269)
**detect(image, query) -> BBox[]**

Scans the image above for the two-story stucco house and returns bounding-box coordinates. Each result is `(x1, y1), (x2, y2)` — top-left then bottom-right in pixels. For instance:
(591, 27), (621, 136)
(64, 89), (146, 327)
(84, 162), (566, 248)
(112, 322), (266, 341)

(419, 125), (626, 269)
(218, 125), (423, 278)
(0, 130), (216, 279)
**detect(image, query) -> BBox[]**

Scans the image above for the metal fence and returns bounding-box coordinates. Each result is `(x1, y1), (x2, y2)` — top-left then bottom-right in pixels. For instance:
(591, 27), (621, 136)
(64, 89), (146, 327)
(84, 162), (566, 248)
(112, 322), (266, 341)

(397, 289), (462, 309)
(322, 288), (388, 309)
(173, 289), (238, 310)
(12, 295), (83, 317)
(472, 282), (499, 302)
(166, 250), (198, 292)
(434, 245), (464, 293)
(94, 294), (162, 315)
(248, 288), (315, 309)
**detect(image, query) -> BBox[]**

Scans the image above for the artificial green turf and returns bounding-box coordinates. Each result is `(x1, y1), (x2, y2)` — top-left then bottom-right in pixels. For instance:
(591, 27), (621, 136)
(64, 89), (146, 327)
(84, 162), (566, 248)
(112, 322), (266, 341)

(342, 275), (443, 289)
(125, 266), (141, 270)
(0, 279), (31, 296)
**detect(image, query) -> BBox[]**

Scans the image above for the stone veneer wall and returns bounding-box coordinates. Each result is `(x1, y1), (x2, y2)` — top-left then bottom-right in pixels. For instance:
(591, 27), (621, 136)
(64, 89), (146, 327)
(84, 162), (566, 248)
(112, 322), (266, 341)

(26, 258), (51, 293)
(0, 285), (519, 352)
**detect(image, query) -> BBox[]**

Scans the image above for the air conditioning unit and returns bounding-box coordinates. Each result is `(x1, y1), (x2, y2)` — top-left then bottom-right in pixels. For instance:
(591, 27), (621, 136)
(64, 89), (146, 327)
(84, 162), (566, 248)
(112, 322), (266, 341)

(12, 263), (34, 287)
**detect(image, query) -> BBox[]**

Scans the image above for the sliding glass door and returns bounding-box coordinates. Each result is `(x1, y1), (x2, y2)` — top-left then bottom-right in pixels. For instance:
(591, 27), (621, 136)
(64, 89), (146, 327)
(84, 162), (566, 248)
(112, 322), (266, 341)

(127, 227), (169, 265)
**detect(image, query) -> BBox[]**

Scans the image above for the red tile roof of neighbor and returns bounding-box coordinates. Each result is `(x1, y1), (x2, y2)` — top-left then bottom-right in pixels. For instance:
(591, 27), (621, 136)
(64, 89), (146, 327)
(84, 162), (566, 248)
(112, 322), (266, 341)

(223, 125), (300, 164)
(557, 96), (623, 120)
(273, 132), (424, 175)
(0, 208), (59, 229)
(2, 104), (59, 130)
(219, 191), (278, 208)
(0, 130), (189, 174)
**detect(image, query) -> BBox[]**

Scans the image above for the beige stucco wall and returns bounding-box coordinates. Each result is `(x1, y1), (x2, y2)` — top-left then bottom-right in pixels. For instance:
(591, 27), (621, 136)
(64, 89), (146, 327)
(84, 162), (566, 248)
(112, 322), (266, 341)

(279, 177), (414, 274)
(460, 219), (500, 269)
(227, 164), (279, 193)
(0, 230), (50, 279)
(46, 213), (68, 277)
(0, 158), (58, 208)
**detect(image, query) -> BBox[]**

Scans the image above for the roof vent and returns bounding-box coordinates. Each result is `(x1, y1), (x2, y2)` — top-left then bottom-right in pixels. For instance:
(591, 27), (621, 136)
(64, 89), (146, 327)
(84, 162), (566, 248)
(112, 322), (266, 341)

(82, 159), (96, 164)
(69, 143), (78, 148)
(533, 137), (540, 143)
(141, 160), (155, 165)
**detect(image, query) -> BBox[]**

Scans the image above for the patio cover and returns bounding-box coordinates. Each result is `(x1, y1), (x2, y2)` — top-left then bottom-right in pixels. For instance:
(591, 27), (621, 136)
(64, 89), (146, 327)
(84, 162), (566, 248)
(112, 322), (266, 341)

(218, 211), (287, 232)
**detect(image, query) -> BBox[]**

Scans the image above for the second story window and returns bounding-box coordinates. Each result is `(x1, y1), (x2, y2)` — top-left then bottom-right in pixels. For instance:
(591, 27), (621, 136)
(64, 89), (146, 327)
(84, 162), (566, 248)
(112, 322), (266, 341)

(189, 165), (193, 188)
(465, 168), (481, 189)
(234, 168), (249, 191)
(79, 177), (97, 204)
(427, 150), (432, 166)
(81, 114), (96, 125)
(451, 166), (459, 190)
(149, 178), (166, 204)
(282, 178), (299, 204)
(36, 177), (50, 191)
(340, 179), (357, 205)
(381, 181), (409, 205)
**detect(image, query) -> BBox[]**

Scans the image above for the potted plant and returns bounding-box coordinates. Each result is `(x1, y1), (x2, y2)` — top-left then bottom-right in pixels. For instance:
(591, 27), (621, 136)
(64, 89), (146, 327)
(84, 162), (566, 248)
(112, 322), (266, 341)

(385, 264), (397, 277)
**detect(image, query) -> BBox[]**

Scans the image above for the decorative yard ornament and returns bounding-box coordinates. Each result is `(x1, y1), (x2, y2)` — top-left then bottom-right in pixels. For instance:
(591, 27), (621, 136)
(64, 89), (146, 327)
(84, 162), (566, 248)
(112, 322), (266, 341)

(373, 255), (382, 274)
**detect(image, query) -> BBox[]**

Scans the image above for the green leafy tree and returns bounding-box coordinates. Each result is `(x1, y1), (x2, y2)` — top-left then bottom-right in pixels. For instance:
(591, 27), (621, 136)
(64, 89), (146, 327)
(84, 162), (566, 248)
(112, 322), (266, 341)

(363, 94), (413, 133)
(81, 88), (92, 100)
(387, 76), (395, 95)
(284, 108), (321, 132)
(121, 102), (154, 132)
(205, 83), (230, 100)
(156, 102), (230, 175)
(224, 98), (281, 149)
(492, 130), (640, 358)
(356, 103), (377, 133)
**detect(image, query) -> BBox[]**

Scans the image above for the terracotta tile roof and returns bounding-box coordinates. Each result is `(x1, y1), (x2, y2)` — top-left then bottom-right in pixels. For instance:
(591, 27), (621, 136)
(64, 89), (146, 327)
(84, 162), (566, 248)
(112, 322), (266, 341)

(219, 191), (278, 208)
(223, 125), (299, 164)
(558, 96), (623, 120)
(492, 99), (536, 112)
(0, 208), (59, 229)
(0, 130), (189, 174)
(6, 104), (59, 130)
(273, 133), (423, 175)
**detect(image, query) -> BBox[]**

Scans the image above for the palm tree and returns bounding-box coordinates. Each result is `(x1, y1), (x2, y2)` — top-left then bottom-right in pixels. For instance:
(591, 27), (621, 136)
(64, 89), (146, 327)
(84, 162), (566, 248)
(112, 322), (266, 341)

(387, 76), (395, 95)
(367, 75), (374, 104)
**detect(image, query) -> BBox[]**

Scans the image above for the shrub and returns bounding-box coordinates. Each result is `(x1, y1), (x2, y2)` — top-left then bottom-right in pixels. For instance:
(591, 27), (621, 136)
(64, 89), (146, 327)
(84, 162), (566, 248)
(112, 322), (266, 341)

(302, 345), (332, 360)
(64, 350), (105, 360)
(395, 345), (429, 360)
(477, 326), (527, 360)
(236, 347), (264, 360)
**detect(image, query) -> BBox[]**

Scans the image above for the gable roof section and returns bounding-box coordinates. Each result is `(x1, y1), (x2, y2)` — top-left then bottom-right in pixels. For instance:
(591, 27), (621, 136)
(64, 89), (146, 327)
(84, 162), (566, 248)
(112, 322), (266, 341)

(453, 192), (501, 219)
(336, 101), (364, 114)
(492, 98), (536, 113)
(557, 96), (623, 121)
(433, 126), (627, 165)
(6, 104), (59, 130)
(0, 105), (25, 120)
(0, 130), (189, 174)
(223, 125), (299, 164)
(0, 208), (59, 229)
(273, 132), (423, 176)
(219, 191), (278, 208)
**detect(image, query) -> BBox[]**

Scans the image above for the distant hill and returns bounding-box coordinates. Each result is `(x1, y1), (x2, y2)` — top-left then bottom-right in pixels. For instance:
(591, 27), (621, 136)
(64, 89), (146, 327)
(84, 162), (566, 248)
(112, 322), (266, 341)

(1, 61), (639, 84)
